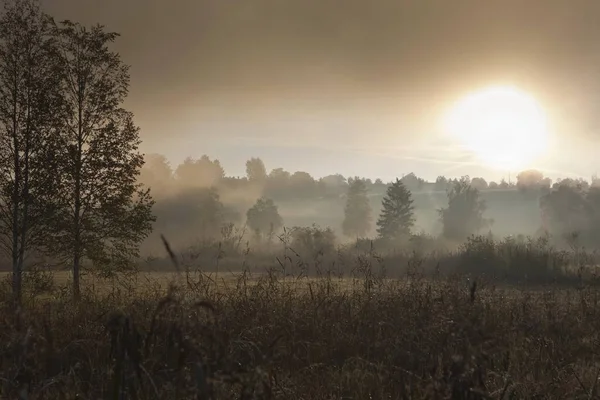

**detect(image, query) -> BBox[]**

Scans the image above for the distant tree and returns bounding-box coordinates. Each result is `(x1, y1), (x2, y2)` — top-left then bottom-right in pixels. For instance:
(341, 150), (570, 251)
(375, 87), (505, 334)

(289, 171), (317, 198)
(138, 153), (173, 195)
(516, 169), (550, 192)
(290, 171), (314, 184)
(342, 178), (372, 238)
(49, 20), (155, 299)
(553, 177), (589, 191)
(153, 187), (237, 243)
(488, 181), (499, 190)
(246, 197), (283, 241)
(541, 183), (589, 242)
(317, 174), (347, 197)
(470, 177), (488, 190)
(175, 155), (224, 188)
(498, 179), (509, 189)
(538, 183), (600, 248)
(400, 172), (424, 191)
(585, 187), (600, 246)
(320, 174), (345, 186)
(269, 168), (291, 181)
(541, 177), (552, 190)
(434, 176), (449, 192)
(265, 167), (291, 199)
(592, 174), (600, 188)
(376, 179), (415, 242)
(439, 177), (490, 241)
(0, 0), (61, 303)
(245, 157), (267, 183)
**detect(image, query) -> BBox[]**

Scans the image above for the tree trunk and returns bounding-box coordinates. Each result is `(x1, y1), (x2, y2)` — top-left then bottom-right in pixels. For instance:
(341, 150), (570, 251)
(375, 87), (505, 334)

(11, 221), (21, 305)
(11, 77), (21, 305)
(17, 102), (32, 299)
(73, 154), (82, 301)
(72, 244), (80, 301)
(73, 96), (83, 301)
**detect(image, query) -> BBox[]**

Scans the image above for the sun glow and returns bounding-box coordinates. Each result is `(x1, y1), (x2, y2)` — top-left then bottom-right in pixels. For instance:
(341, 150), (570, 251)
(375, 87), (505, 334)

(442, 85), (551, 171)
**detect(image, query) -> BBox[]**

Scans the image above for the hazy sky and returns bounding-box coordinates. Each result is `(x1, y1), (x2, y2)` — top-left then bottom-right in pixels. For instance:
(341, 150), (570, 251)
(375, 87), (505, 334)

(44, 0), (600, 182)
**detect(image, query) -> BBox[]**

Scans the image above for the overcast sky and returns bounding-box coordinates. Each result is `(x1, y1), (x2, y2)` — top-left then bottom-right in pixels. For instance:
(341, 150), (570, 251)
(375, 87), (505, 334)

(43, 0), (600, 182)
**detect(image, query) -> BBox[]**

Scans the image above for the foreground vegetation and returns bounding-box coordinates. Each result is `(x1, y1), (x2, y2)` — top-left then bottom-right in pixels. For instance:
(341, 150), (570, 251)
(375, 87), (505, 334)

(2, 238), (600, 399)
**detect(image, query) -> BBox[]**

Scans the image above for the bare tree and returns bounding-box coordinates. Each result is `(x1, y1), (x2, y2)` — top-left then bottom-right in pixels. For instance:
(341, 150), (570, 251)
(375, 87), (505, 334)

(0, 0), (60, 303)
(49, 20), (154, 299)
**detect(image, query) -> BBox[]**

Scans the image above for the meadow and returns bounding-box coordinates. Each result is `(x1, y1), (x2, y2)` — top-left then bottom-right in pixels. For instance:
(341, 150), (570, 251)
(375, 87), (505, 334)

(1, 236), (600, 399)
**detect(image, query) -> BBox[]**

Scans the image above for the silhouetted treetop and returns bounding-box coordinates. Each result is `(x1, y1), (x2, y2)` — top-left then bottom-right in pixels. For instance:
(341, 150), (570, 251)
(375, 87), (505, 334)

(246, 197), (283, 241)
(439, 177), (490, 241)
(175, 155), (224, 188)
(246, 157), (267, 183)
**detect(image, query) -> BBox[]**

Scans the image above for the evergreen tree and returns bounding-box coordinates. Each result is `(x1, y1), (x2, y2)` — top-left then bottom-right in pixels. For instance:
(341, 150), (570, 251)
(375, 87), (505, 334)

(342, 177), (372, 238)
(376, 179), (415, 241)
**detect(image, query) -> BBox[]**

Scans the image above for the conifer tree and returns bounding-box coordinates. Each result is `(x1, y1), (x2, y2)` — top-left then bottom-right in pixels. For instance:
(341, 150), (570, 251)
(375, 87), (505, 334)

(376, 179), (415, 242)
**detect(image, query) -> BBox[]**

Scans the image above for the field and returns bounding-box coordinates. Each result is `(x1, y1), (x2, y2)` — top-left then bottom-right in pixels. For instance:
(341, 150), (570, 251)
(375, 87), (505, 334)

(1, 254), (600, 400)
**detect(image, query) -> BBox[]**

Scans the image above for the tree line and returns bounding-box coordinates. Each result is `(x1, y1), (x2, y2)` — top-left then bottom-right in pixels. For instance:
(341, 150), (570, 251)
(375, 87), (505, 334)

(243, 173), (600, 251)
(339, 174), (600, 248)
(340, 176), (489, 244)
(142, 152), (600, 249)
(0, 0), (154, 303)
(141, 152), (600, 201)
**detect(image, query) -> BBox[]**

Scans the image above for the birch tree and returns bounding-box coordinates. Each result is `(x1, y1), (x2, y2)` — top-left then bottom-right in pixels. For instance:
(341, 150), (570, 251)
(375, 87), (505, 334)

(0, 0), (61, 303)
(50, 20), (154, 299)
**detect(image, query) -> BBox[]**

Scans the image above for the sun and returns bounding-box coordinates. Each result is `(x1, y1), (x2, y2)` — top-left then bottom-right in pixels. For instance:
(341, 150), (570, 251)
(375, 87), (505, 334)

(441, 85), (551, 171)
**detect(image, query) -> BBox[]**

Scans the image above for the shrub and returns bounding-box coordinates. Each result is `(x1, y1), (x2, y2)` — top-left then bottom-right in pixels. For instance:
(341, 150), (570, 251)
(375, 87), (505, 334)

(458, 234), (572, 283)
(289, 224), (337, 260)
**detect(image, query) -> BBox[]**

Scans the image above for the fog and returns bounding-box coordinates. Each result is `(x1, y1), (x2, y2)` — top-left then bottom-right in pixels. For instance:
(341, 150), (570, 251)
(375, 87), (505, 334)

(138, 154), (600, 258)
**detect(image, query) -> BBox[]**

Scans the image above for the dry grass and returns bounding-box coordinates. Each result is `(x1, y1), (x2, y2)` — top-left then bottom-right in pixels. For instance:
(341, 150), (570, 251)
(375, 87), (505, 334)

(1, 235), (600, 399)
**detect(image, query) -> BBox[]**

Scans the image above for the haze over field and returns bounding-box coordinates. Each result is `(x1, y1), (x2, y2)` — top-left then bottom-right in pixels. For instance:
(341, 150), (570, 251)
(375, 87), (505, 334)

(3, 0), (600, 271)
(45, 0), (600, 182)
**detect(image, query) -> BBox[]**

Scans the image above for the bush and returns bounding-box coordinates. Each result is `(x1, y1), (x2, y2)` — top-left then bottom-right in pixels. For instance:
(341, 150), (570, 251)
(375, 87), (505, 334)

(458, 234), (572, 283)
(288, 224), (337, 260)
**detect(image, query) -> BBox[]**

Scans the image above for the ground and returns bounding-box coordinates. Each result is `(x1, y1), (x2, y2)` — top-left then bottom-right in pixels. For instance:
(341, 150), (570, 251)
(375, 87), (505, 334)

(1, 266), (599, 399)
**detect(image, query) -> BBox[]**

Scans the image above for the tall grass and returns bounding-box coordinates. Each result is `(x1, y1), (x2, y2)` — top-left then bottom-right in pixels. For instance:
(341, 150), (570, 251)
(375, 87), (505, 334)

(1, 235), (600, 399)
